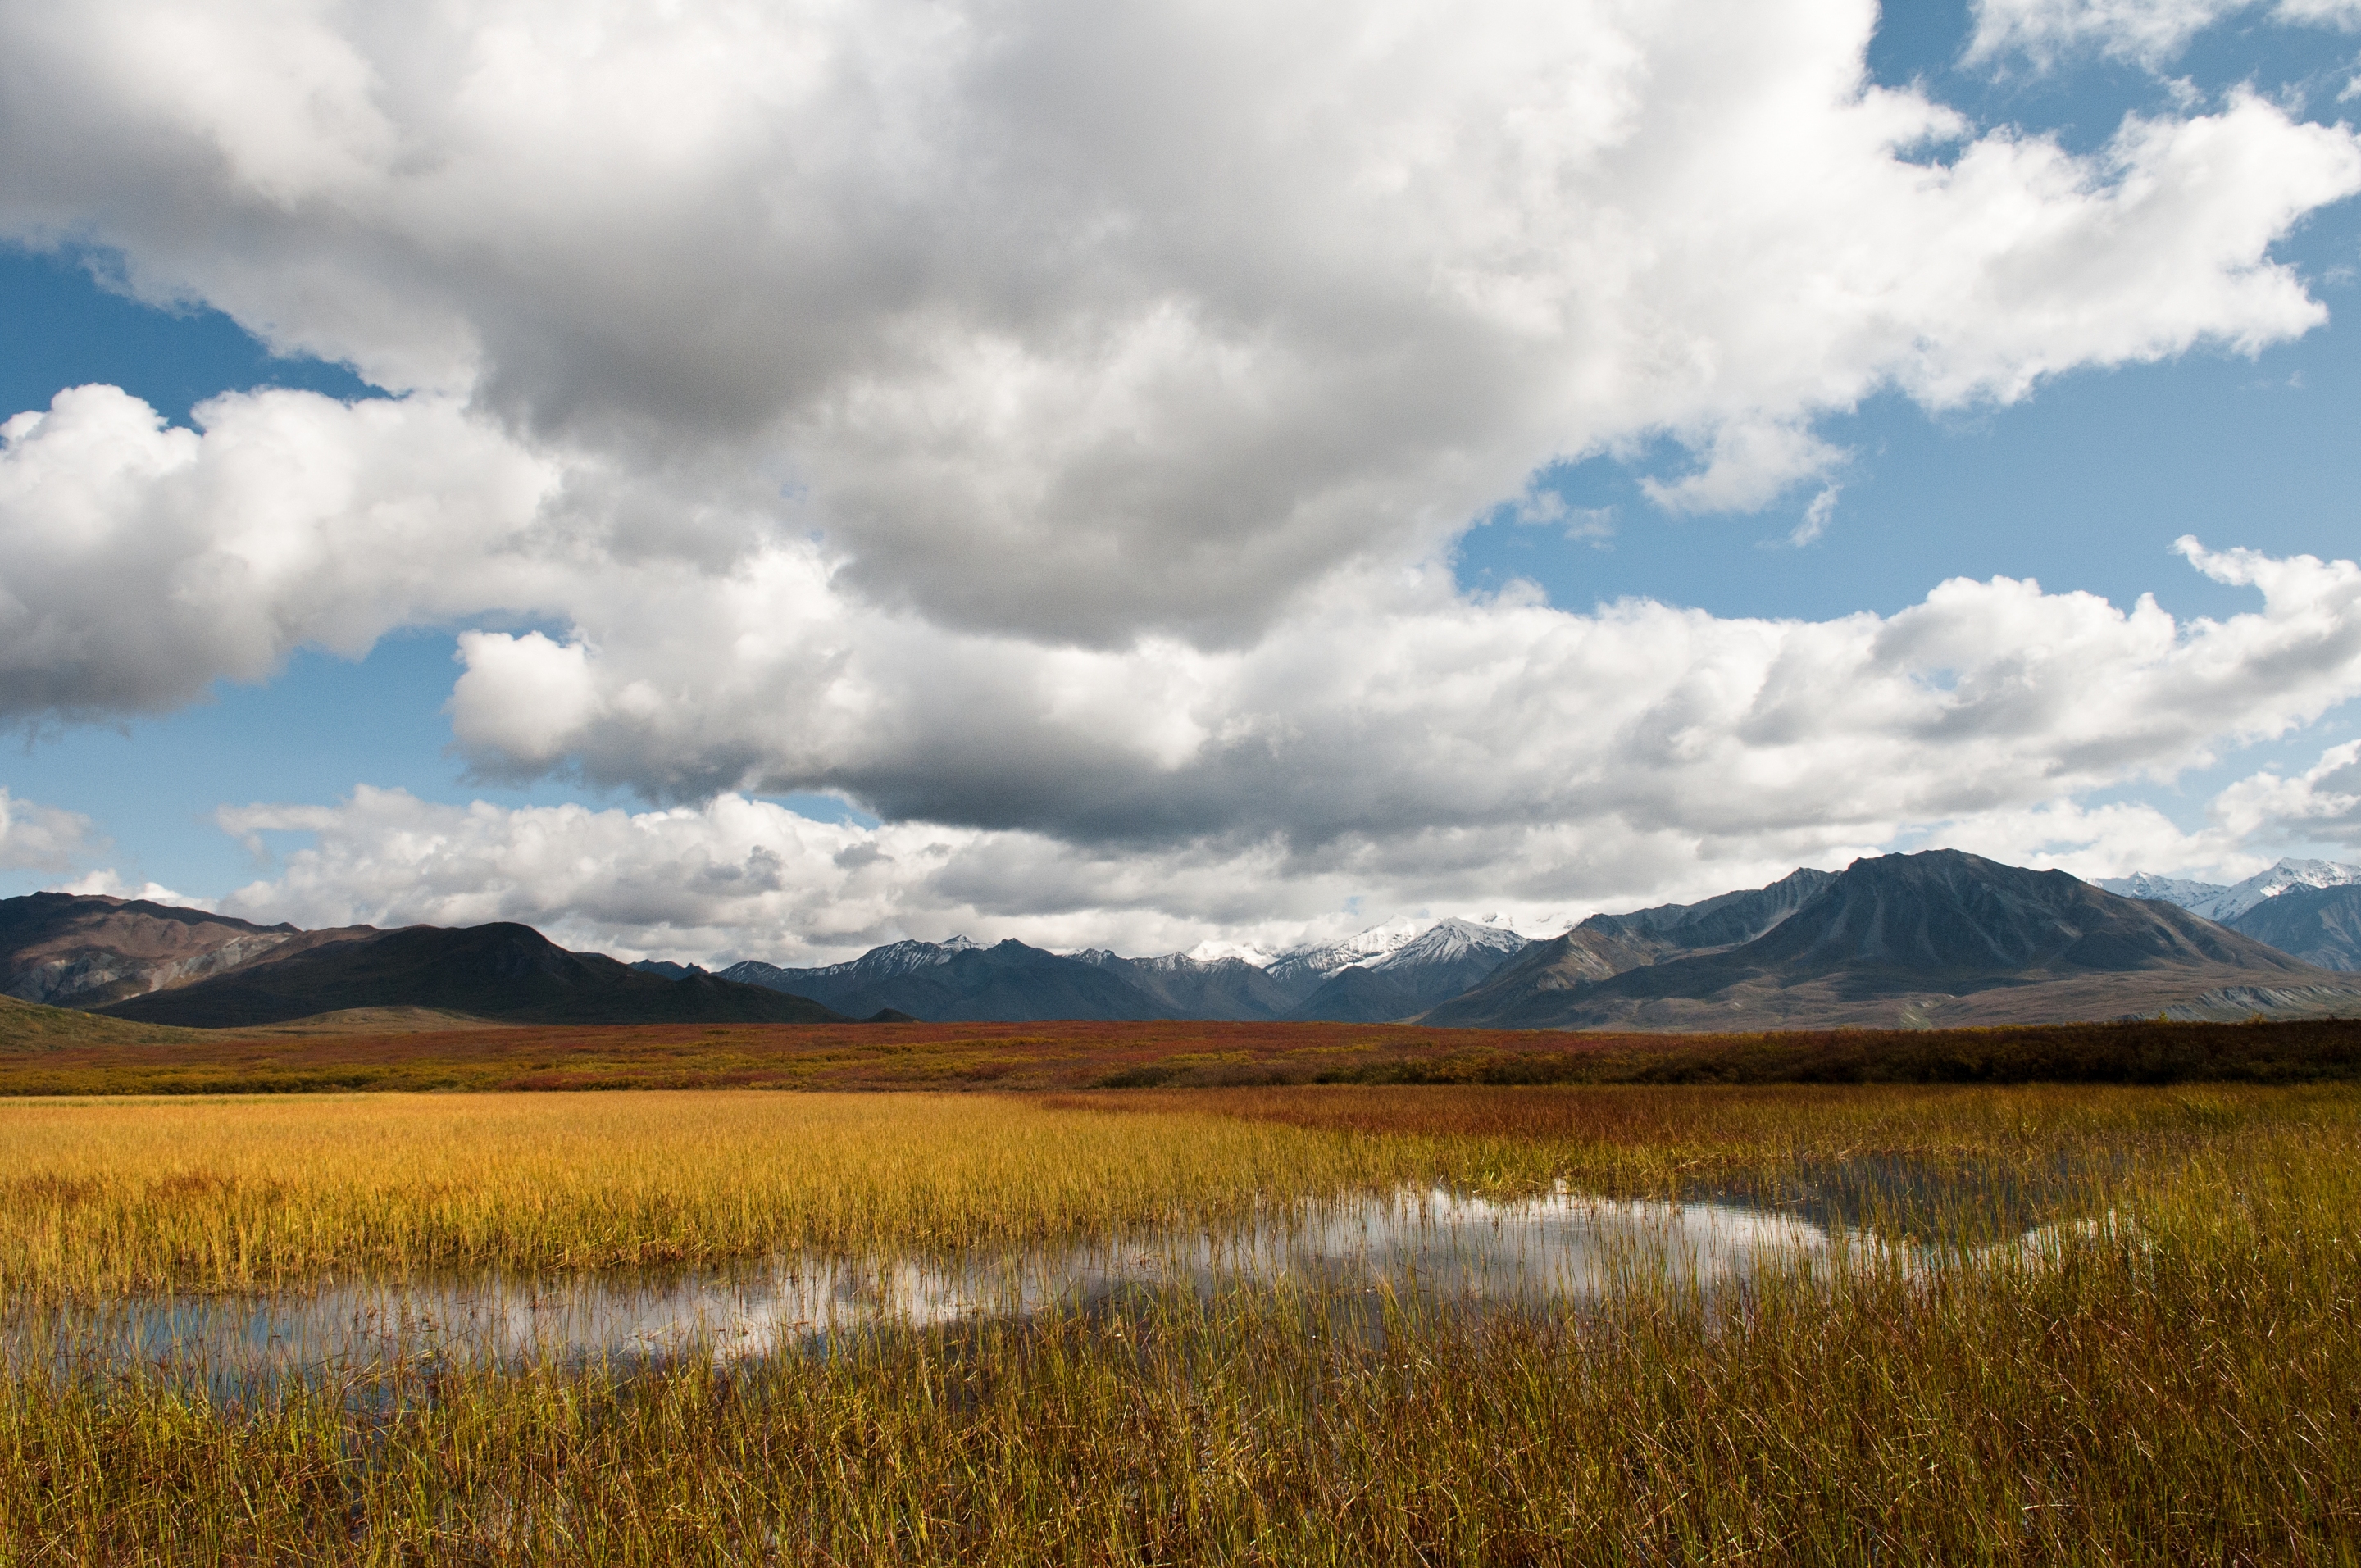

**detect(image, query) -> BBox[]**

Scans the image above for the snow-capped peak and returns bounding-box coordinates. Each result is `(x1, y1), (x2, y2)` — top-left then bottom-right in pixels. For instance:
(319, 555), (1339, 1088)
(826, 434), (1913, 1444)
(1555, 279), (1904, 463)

(2099, 859), (2361, 924)
(1369, 917), (1526, 971)
(1185, 937), (1278, 967)
(2096, 871), (2227, 908)
(1267, 917), (1426, 982)
(810, 935), (980, 979)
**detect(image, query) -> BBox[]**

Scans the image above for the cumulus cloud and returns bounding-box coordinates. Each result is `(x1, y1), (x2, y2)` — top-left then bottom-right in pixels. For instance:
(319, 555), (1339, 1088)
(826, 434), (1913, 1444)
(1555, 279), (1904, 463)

(0, 384), (556, 718)
(1904, 798), (2269, 885)
(435, 539), (2361, 849)
(0, 787), (97, 872)
(1968, 0), (2361, 70)
(205, 537), (2361, 961)
(4, 0), (2361, 949)
(2211, 738), (2361, 847)
(0, 0), (2354, 655)
(212, 786), (1855, 965)
(51, 868), (201, 906)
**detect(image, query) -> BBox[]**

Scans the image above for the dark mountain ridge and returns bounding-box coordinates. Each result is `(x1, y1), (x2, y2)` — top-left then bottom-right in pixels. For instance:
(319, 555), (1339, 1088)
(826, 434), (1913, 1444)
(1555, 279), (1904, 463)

(1074, 950), (1299, 1020)
(1423, 868), (1833, 1028)
(2225, 884), (2361, 973)
(1429, 851), (2356, 1031)
(101, 922), (848, 1028)
(725, 939), (1177, 1022)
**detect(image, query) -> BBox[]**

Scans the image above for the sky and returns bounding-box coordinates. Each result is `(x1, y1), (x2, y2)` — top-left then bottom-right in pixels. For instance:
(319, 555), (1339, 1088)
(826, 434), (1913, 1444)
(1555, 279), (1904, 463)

(4, 0), (2361, 966)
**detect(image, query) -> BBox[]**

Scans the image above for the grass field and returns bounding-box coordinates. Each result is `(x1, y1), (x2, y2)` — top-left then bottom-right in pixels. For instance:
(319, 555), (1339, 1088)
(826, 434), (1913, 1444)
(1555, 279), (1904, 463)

(4, 1084), (2359, 1561)
(5, 1006), (2361, 1094)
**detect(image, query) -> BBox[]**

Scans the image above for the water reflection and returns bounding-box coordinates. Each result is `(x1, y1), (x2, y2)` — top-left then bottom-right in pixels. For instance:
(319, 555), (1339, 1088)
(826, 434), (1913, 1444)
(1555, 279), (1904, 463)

(10, 1177), (2070, 1387)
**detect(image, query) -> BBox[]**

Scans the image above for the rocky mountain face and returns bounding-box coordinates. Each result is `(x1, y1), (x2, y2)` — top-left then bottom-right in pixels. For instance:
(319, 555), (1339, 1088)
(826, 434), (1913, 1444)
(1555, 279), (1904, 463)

(1422, 870), (1833, 1028)
(2099, 858), (2361, 924)
(1430, 850), (2359, 1031)
(0, 893), (369, 1008)
(2223, 884), (2361, 972)
(102, 922), (848, 1028)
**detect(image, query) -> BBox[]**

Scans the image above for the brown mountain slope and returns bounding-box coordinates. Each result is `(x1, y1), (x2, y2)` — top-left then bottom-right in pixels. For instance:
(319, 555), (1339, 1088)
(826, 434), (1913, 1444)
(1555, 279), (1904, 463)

(0, 893), (375, 1009)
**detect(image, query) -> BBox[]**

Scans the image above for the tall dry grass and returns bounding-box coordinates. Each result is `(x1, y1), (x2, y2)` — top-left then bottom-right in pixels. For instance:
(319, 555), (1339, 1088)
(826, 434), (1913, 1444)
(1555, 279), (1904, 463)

(6, 1084), (2354, 1295)
(2, 1086), (2359, 1562)
(4, 1115), (2357, 1563)
(0, 1093), (1430, 1297)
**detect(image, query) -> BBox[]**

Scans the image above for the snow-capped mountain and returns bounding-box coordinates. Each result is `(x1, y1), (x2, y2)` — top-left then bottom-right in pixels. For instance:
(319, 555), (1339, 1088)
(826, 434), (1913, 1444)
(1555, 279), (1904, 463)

(1281, 917), (1528, 1022)
(2095, 872), (2229, 911)
(1365, 916), (1527, 974)
(1264, 916), (1435, 990)
(718, 936), (977, 992)
(2100, 859), (2361, 924)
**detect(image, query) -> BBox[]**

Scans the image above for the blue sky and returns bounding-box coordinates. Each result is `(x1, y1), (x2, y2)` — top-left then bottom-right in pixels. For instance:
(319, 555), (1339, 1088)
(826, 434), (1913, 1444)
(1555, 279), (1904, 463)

(3, 0), (2361, 962)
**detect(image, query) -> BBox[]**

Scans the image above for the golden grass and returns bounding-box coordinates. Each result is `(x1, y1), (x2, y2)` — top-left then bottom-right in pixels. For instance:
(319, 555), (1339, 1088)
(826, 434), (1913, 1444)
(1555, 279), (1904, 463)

(4, 1082), (2353, 1296)
(3, 1086), (2359, 1561)
(0, 1092), (1436, 1297)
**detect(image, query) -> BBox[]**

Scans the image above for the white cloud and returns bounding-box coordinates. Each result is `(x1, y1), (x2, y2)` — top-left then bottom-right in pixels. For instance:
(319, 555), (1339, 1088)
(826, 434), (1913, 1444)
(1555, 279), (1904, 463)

(212, 786), (1865, 965)
(0, 384), (557, 718)
(2210, 737), (2361, 846)
(431, 539), (2361, 848)
(212, 787), (1578, 965)
(201, 537), (2361, 961)
(1787, 486), (1842, 548)
(1968, 0), (2361, 70)
(52, 868), (202, 907)
(0, 0), (2353, 654)
(2, 1), (2361, 950)
(1903, 798), (2269, 884)
(0, 787), (97, 872)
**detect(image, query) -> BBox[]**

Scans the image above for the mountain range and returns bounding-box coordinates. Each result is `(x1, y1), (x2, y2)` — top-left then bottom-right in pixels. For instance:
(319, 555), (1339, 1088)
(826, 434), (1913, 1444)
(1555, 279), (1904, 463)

(709, 916), (1530, 1024)
(8, 849), (2361, 1031)
(1424, 851), (2356, 1030)
(2, 894), (846, 1028)
(2097, 858), (2361, 970)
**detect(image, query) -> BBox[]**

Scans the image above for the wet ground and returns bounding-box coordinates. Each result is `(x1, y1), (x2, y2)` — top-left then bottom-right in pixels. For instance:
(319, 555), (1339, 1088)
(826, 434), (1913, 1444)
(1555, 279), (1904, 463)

(8, 1160), (2098, 1388)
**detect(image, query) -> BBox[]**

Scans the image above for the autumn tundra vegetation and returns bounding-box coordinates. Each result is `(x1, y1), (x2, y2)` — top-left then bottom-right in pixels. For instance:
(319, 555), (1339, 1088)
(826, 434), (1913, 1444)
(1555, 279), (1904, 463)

(0, 1079), (2356, 1562)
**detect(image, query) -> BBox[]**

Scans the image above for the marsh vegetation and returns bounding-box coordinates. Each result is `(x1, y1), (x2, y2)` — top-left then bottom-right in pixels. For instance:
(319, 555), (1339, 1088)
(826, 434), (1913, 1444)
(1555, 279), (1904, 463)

(2, 1084), (2357, 1562)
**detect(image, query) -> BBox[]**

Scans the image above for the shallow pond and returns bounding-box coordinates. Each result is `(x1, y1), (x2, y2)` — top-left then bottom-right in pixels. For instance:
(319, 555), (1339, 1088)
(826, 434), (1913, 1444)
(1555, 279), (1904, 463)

(9, 1166), (2095, 1388)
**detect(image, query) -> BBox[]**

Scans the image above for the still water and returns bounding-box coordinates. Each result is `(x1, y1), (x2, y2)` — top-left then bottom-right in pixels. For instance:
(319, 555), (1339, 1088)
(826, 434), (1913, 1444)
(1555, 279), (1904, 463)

(11, 1174), (2090, 1385)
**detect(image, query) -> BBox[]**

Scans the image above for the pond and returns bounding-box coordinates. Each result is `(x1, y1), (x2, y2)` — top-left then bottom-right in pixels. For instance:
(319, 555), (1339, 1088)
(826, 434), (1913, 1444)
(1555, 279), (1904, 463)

(8, 1166), (2096, 1388)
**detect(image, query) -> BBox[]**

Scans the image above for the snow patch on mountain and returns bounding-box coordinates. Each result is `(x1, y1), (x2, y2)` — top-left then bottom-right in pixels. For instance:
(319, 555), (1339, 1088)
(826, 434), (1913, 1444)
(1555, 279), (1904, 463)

(2099, 859), (2361, 923)
(1367, 916), (1526, 973)
(760, 934), (977, 983)
(1185, 938), (1278, 967)
(1267, 917), (1427, 984)
(2096, 872), (2229, 909)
